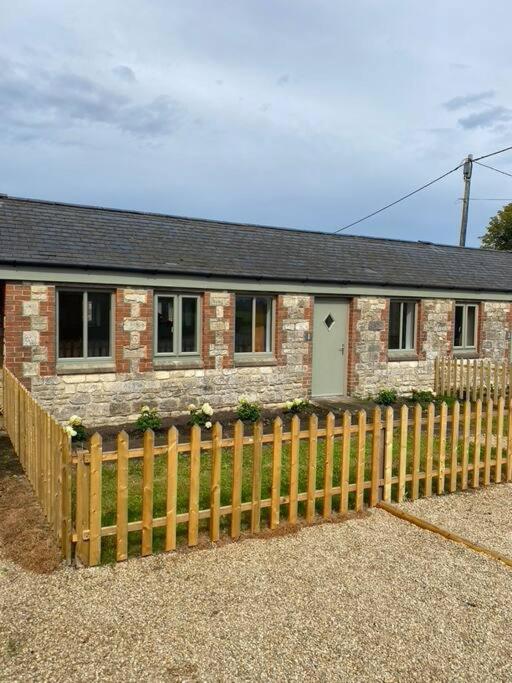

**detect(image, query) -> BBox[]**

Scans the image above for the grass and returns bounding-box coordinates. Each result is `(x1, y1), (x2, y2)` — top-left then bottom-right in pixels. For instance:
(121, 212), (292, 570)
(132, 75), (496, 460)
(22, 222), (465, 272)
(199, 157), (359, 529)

(86, 407), (509, 564)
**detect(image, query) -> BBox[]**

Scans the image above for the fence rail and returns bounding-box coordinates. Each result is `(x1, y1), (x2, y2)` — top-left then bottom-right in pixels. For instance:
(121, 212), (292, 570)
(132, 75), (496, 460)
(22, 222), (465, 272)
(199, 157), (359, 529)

(2, 367), (72, 562)
(3, 365), (512, 567)
(435, 356), (511, 402)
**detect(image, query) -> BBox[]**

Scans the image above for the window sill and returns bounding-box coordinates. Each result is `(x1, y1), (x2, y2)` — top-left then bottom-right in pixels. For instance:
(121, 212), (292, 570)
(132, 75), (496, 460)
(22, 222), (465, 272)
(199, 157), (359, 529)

(153, 357), (203, 370)
(234, 354), (278, 368)
(388, 352), (419, 363)
(56, 360), (116, 375)
(452, 350), (480, 359)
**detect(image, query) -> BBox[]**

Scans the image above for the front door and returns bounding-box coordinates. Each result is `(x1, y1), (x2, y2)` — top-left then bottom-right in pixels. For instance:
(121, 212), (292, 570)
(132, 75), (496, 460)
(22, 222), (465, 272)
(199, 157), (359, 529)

(312, 298), (349, 397)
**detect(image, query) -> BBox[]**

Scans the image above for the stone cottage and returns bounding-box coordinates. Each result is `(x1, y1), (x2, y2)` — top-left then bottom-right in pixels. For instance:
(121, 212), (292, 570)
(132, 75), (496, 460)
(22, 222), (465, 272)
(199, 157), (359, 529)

(1, 193), (512, 426)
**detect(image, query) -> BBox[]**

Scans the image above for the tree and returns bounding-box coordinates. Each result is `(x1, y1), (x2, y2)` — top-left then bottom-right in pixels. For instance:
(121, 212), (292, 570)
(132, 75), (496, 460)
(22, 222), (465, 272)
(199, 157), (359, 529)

(480, 203), (512, 250)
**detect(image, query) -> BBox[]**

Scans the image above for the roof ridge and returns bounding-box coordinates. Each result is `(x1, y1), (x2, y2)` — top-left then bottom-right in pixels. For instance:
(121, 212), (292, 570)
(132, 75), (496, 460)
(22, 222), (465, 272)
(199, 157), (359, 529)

(1, 192), (495, 252)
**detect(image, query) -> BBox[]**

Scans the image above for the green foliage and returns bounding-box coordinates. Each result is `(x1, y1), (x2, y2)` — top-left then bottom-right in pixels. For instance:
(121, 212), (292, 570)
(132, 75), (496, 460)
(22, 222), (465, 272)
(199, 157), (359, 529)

(188, 403), (214, 428)
(410, 389), (436, 407)
(480, 203), (512, 250)
(375, 389), (398, 406)
(284, 398), (311, 415)
(136, 406), (161, 433)
(66, 415), (87, 443)
(236, 398), (261, 423)
(434, 394), (456, 408)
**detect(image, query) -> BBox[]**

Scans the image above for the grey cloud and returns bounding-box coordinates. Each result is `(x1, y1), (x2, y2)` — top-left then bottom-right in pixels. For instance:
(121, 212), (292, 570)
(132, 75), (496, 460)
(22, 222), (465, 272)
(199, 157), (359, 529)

(443, 90), (495, 111)
(277, 74), (289, 86)
(112, 65), (136, 82)
(0, 59), (179, 140)
(458, 106), (512, 129)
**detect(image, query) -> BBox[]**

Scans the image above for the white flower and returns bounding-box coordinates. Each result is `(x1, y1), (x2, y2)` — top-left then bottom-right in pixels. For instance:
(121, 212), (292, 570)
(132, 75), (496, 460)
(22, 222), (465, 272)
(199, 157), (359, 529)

(285, 401), (293, 410)
(202, 402), (214, 417)
(68, 414), (82, 426)
(205, 421), (212, 429)
(65, 425), (77, 438)
(188, 403), (197, 412)
(141, 405), (150, 413)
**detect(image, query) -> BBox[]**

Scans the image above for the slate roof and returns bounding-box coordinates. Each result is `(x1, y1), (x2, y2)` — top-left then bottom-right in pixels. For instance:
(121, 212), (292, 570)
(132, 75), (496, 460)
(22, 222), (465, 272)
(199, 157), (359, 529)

(1, 194), (511, 292)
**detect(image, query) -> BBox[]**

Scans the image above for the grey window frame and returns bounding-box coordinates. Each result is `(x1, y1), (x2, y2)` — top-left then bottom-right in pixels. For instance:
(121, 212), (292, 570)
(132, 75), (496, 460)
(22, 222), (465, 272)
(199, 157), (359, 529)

(56, 288), (114, 362)
(453, 302), (479, 350)
(388, 299), (417, 352)
(154, 293), (201, 357)
(234, 295), (275, 356)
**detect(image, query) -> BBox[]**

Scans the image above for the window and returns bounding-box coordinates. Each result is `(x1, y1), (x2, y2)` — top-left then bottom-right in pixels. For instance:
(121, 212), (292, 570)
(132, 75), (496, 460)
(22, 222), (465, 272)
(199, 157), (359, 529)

(388, 300), (416, 351)
(235, 295), (273, 354)
(58, 290), (112, 359)
(454, 303), (478, 349)
(155, 294), (200, 355)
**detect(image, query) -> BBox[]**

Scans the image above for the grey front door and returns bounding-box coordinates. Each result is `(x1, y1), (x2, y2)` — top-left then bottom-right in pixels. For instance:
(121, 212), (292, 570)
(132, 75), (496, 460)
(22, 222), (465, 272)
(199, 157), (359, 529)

(312, 298), (349, 396)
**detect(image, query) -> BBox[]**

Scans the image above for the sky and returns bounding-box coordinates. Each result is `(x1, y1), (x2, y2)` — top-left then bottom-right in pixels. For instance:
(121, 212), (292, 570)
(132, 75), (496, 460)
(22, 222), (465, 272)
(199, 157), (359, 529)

(1, 1), (512, 247)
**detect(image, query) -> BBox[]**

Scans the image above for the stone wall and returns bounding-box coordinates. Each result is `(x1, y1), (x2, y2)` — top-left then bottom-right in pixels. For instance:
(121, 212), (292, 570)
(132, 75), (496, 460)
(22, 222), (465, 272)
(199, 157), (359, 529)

(480, 302), (512, 360)
(29, 292), (313, 426)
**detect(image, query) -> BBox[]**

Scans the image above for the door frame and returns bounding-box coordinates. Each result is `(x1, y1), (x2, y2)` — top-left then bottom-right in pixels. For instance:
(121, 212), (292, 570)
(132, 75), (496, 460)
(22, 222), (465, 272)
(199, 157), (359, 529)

(311, 296), (350, 397)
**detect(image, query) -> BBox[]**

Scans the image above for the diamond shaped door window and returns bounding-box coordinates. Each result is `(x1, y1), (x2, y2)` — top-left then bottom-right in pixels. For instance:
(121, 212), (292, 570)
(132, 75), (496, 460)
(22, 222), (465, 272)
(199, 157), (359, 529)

(324, 313), (335, 330)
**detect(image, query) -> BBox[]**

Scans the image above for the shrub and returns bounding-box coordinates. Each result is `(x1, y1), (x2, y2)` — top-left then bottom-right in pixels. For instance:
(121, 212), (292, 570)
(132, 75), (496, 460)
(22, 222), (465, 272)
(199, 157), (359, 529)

(136, 405), (161, 433)
(189, 402), (214, 429)
(236, 398), (261, 423)
(411, 389), (436, 407)
(434, 394), (456, 408)
(65, 415), (87, 443)
(284, 397), (311, 415)
(375, 389), (398, 406)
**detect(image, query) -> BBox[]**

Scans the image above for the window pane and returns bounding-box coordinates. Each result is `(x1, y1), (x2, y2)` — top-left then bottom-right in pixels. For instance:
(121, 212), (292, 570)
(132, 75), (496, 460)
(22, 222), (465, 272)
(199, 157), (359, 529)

(255, 298), (270, 352)
(58, 292), (84, 358)
(466, 306), (476, 347)
(454, 305), (464, 347)
(157, 297), (174, 353)
(181, 297), (198, 353)
(388, 301), (401, 349)
(402, 302), (415, 350)
(235, 296), (253, 352)
(87, 292), (111, 357)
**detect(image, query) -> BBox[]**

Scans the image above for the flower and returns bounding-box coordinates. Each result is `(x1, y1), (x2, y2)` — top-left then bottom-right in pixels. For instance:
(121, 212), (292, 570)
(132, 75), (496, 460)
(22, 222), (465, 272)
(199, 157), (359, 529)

(68, 414), (82, 426)
(285, 401), (293, 410)
(65, 425), (77, 438)
(141, 405), (150, 413)
(188, 403), (197, 412)
(205, 421), (212, 429)
(202, 402), (214, 416)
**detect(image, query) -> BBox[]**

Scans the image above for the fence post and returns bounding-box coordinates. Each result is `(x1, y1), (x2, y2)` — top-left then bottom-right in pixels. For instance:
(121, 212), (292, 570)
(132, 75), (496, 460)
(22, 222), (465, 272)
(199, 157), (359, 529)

(76, 450), (91, 566)
(60, 432), (72, 564)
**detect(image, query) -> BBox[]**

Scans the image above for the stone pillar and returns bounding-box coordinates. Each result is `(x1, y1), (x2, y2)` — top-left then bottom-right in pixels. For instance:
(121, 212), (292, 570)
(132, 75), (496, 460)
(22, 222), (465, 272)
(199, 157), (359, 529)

(115, 288), (153, 373)
(480, 302), (512, 360)
(202, 292), (233, 370)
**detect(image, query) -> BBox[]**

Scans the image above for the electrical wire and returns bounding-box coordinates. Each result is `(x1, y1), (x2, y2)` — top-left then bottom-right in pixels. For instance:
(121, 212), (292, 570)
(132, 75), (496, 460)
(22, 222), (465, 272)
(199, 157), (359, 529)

(473, 144), (512, 162)
(334, 163), (463, 233)
(473, 160), (512, 179)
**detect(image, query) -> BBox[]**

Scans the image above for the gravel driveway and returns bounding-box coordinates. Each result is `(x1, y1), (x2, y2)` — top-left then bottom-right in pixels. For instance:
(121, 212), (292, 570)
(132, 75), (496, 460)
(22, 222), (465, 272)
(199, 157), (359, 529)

(398, 483), (512, 558)
(2, 505), (512, 682)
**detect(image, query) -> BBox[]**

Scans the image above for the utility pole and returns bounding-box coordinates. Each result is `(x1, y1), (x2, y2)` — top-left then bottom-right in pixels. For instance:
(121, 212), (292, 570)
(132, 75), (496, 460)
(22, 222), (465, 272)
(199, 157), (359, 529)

(459, 154), (473, 246)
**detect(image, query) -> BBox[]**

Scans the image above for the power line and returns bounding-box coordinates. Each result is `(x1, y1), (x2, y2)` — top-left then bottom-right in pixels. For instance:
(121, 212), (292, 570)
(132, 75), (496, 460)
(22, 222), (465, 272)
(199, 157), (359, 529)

(473, 144), (512, 162)
(474, 160), (512, 179)
(334, 164), (462, 233)
(458, 197), (512, 201)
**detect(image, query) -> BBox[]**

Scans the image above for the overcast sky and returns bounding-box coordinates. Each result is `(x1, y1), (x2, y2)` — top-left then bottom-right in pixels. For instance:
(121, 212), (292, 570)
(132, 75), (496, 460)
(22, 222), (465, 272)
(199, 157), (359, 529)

(1, 1), (512, 247)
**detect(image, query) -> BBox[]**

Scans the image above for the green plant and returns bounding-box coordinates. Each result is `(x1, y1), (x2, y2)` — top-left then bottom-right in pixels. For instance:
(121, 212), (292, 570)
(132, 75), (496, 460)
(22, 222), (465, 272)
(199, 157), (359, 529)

(236, 398), (261, 423)
(188, 402), (214, 429)
(284, 398), (311, 415)
(375, 389), (398, 406)
(434, 394), (456, 408)
(136, 405), (161, 432)
(410, 389), (436, 407)
(66, 415), (87, 442)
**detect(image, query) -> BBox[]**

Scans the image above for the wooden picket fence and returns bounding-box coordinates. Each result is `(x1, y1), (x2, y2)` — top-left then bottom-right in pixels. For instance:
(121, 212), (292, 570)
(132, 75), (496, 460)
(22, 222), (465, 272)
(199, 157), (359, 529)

(2, 367), (73, 562)
(435, 356), (511, 402)
(3, 364), (512, 567)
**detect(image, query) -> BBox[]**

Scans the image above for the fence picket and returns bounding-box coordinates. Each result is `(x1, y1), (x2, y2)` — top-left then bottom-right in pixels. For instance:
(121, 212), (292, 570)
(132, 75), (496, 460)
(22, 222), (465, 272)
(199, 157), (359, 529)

(383, 407), (393, 502)
(322, 412), (335, 517)
(289, 415), (300, 524)
(411, 404), (421, 500)
(76, 452), (90, 566)
(507, 398), (512, 482)
(355, 411), (366, 512)
(165, 426), (178, 551)
(461, 401), (470, 490)
(306, 414), (318, 522)
(370, 407), (381, 507)
(231, 420), (243, 539)
(424, 403), (434, 497)
(116, 431), (129, 561)
(449, 401), (460, 493)
(60, 431), (72, 564)
(89, 433), (103, 567)
(270, 417), (283, 528)
(210, 422), (222, 542)
(188, 425), (200, 546)
(398, 405), (408, 502)
(251, 421), (263, 533)
(438, 402), (448, 494)
(496, 397), (504, 484)
(339, 411), (351, 513)
(473, 399), (482, 488)
(484, 399), (493, 486)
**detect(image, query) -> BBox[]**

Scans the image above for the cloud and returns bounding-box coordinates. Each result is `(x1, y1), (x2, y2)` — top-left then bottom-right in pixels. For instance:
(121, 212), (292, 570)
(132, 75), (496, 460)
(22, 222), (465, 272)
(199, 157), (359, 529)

(443, 90), (495, 111)
(0, 58), (180, 141)
(276, 74), (289, 86)
(458, 106), (512, 129)
(112, 65), (136, 83)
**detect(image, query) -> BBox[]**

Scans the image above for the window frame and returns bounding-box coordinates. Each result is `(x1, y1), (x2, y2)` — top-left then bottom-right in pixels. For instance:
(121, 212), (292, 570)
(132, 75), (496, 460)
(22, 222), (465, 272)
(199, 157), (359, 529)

(56, 288), (114, 362)
(154, 293), (201, 358)
(388, 299), (418, 353)
(453, 302), (479, 351)
(234, 294), (275, 356)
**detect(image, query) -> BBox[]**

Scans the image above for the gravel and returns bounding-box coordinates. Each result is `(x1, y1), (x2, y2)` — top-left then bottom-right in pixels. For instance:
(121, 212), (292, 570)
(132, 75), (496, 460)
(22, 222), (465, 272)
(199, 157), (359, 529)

(398, 483), (512, 558)
(2, 509), (512, 682)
